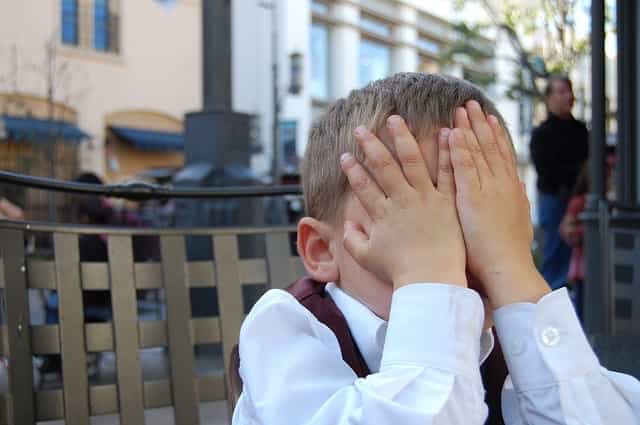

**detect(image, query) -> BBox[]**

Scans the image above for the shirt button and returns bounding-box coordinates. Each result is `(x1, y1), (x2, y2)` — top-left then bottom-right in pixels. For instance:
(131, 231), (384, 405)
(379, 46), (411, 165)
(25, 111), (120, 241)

(540, 326), (561, 347)
(509, 338), (526, 356)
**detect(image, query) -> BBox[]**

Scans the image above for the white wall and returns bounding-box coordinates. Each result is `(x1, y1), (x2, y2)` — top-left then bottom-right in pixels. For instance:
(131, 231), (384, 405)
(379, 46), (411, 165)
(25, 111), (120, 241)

(392, 4), (418, 73)
(281, 0), (312, 158)
(232, 0), (272, 174)
(231, 0), (313, 174)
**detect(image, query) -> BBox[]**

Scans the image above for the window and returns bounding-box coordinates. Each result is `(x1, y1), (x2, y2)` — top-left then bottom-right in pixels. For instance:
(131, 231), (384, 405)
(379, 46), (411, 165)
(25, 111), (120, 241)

(61, 0), (79, 46)
(519, 97), (534, 135)
(94, 0), (119, 53)
(94, 0), (110, 51)
(310, 22), (330, 100)
(311, 0), (329, 15)
(61, 0), (118, 53)
(359, 15), (391, 37)
(359, 38), (390, 86)
(417, 36), (440, 56)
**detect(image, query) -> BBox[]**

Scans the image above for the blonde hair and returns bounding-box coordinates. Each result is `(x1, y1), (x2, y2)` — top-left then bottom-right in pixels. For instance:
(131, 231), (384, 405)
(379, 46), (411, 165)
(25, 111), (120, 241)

(301, 72), (512, 222)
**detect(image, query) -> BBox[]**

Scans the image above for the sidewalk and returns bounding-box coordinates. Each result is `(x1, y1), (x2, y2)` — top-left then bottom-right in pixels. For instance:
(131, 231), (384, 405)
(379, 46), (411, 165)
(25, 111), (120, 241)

(1, 347), (230, 424)
(39, 401), (229, 425)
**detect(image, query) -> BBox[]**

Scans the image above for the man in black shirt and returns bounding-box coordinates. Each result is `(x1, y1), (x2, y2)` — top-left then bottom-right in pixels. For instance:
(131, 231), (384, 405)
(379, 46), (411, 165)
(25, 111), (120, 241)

(530, 76), (589, 289)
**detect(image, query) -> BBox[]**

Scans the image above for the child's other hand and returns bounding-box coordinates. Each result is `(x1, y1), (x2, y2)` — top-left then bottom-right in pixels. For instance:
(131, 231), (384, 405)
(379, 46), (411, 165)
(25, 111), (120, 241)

(340, 116), (467, 290)
(448, 101), (550, 308)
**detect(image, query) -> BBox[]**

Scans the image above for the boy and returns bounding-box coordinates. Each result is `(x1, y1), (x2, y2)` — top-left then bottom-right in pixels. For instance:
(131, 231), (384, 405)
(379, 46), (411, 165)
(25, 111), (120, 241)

(232, 74), (640, 424)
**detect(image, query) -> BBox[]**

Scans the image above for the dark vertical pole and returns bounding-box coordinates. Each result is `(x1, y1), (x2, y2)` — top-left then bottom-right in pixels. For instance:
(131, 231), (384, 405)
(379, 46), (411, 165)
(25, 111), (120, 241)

(202, 0), (231, 110)
(617, 0), (637, 205)
(270, 3), (281, 182)
(591, 0), (606, 201)
(583, 0), (608, 334)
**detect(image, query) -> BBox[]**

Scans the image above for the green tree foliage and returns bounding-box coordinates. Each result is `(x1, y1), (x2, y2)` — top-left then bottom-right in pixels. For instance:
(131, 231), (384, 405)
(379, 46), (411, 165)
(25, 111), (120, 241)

(451, 0), (590, 100)
(439, 22), (497, 89)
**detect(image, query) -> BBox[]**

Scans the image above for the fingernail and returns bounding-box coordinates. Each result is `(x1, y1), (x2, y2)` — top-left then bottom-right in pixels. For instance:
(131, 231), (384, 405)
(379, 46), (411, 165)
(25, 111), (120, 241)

(386, 115), (401, 128)
(467, 99), (479, 109)
(439, 128), (450, 140)
(340, 152), (355, 167)
(353, 125), (367, 137)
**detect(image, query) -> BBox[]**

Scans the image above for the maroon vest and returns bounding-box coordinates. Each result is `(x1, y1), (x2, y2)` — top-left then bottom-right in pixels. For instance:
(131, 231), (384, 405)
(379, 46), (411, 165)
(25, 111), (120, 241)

(286, 277), (508, 425)
(286, 277), (371, 377)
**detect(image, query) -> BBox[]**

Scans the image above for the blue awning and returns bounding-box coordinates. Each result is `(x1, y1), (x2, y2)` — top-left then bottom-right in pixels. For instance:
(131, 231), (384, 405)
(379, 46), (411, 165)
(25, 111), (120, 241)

(110, 126), (184, 151)
(0, 114), (90, 143)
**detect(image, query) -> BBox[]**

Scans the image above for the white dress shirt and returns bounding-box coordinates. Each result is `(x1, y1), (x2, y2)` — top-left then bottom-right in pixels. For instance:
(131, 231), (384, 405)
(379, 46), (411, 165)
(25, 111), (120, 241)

(232, 283), (640, 424)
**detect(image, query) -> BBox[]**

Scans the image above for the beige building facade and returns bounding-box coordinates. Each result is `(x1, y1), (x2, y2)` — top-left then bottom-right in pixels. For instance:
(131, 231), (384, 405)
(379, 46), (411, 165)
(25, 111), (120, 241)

(0, 0), (525, 194)
(0, 0), (202, 182)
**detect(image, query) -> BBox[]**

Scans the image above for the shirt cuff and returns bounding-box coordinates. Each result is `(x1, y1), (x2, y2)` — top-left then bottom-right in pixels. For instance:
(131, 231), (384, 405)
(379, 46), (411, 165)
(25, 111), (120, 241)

(381, 283), (485, 376)
(493, 288), (600, 391)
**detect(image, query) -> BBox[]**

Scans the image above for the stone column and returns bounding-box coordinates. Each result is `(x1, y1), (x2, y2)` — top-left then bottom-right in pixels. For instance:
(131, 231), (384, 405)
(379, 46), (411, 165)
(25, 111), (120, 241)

(392, 4), (418, 73)
(330, 1), (360, 98)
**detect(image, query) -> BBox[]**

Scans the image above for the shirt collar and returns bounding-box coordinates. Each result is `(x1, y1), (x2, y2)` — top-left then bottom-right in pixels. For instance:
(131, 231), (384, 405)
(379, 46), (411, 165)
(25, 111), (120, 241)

(325, 283), (386, 372)
(325, 282), (495, 372)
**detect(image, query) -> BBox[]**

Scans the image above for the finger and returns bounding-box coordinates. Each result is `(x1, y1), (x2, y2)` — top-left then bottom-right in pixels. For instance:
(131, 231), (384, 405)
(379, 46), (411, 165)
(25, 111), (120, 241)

(487, 114), (518, 177)
(436, 128), (455, 197)
(386, 115), (434, 193)
(455, 107), (491, 182)
(340, 152), (386, 220)
(448, 128), (481, 194)
(466, 101), (504, 176)
(454, 105), (472, 129)
(354, 125), (410, 199)
(352, 196), (374, 234)
(343, 220), (369, 265)
(361, 211), (373, 235)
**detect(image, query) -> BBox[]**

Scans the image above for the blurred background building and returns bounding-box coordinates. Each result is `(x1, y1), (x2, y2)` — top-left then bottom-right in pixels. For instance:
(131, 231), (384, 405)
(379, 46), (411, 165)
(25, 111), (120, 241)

(0, 0), (603, 222)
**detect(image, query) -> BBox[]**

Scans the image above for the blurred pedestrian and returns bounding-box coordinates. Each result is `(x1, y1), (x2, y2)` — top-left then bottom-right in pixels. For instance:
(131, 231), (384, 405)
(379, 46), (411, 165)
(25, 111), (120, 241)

(559, 166), (588, 318)
(41, 172), (149, 381)
(559, 152), (616, 320)
(530, 75), (589, 290)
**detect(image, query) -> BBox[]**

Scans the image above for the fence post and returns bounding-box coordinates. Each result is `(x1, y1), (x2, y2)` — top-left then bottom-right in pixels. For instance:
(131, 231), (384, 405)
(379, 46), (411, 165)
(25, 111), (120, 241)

(0, 229), (35, 425)
(161, 235), (199, 425)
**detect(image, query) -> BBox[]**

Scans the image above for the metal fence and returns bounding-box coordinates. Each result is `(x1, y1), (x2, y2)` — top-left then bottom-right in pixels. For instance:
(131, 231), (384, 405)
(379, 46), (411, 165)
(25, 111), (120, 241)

(0, 171), (303, 425)
(608, 210), (640, 335)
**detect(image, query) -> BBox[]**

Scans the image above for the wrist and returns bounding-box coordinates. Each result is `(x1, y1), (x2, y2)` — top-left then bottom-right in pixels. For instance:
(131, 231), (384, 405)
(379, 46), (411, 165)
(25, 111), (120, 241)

(481, 260), (550, 308)
(393, 269), (468, 290)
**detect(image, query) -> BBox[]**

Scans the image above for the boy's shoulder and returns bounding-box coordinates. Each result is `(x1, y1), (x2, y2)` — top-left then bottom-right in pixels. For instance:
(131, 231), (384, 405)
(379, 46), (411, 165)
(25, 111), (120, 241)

(245, 277), (330, 319)
(239, 280), (349, 353)
(241, 285), (326, 338)
(244, 287), (299, 321)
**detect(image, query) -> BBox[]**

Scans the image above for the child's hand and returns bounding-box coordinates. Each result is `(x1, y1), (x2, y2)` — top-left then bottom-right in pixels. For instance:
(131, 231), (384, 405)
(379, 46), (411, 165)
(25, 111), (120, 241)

(340, 115), (467, 290)
(448, 101), (550, 308)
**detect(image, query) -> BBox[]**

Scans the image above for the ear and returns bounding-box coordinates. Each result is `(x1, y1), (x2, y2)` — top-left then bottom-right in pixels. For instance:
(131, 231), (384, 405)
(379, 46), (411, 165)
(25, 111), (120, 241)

(297, 217), (339, 283)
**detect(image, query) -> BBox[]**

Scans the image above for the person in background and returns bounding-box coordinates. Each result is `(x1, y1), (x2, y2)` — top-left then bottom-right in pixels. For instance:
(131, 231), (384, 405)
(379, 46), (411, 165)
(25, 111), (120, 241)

(41, 172), (146, 381)
(559, 165), (588, 318)
(530, 75), (589, 290)
(559, 151), (616, 320)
